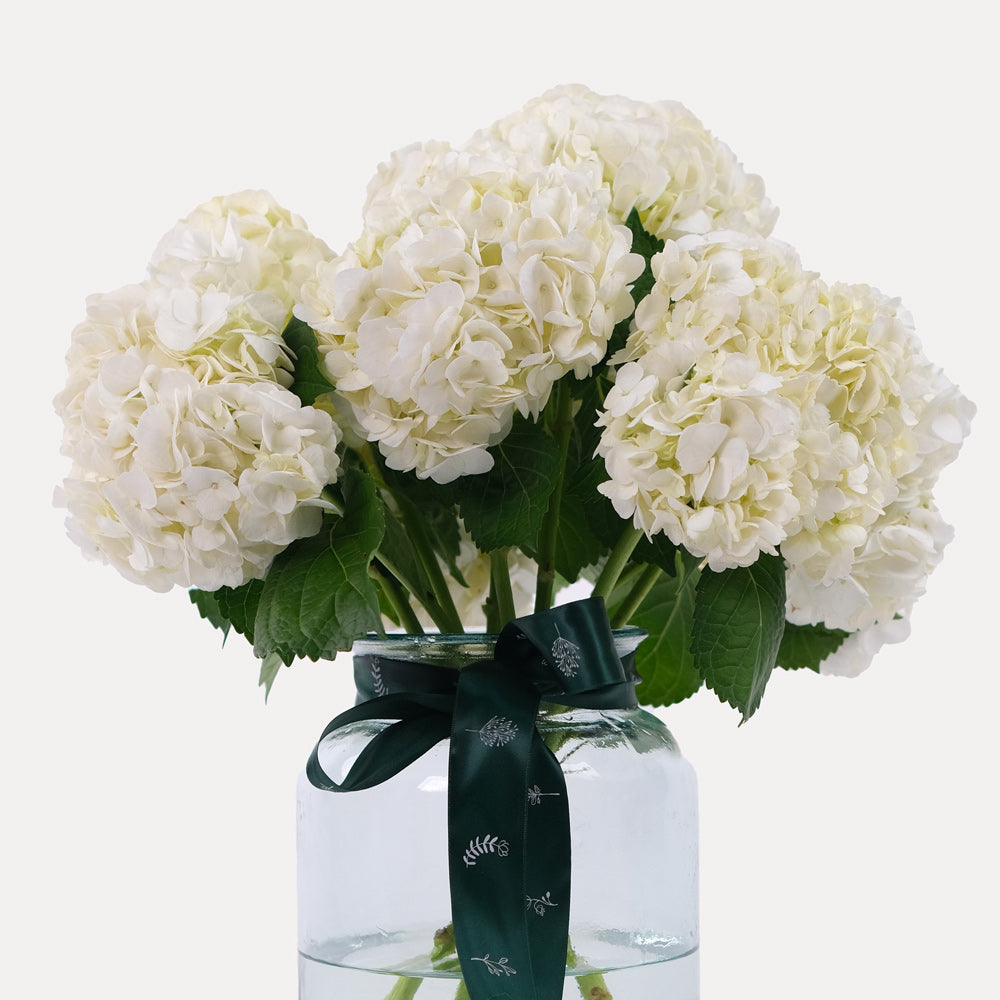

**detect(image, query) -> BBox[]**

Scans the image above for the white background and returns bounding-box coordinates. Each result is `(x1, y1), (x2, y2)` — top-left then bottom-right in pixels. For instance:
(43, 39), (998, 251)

(2, 2), (997, 997)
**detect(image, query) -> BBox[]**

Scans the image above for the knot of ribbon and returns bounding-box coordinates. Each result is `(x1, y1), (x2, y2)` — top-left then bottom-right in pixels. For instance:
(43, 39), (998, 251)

(306, 596), (639, 1000)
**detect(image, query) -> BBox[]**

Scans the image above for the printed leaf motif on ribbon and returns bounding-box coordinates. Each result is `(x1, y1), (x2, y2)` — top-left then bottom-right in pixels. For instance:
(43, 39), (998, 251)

(470, 715), (519, 748)
(472, 955), (517, 977)
(526, 891), (558, 916)
(527, 784), (559, 806)
(551, 631), (581, 678)
(370, 658), (388, 697)
(462, 834), (511, 868)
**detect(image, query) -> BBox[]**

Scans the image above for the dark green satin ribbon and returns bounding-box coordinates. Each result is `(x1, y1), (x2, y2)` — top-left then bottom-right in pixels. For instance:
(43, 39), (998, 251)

(306, 597), (638, 1000)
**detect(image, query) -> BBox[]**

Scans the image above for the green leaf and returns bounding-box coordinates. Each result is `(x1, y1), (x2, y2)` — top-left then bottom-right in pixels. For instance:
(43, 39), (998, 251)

(377, 505), (440, 612)
(550, 493), (610, 581)
(692, 554), (787, 722)
(189, 589), (230, 639)
(380, 465), (465, 583)
(455, 414), (560, 553)
(375, 579), (401, 628)
(560, 374), (681, 579)
(603, 209), (665, 362)
(419, 495), (466, 584)
(282, 316), (335, 407)
(215, 579), (265, 642)
(632, 552), (704, 708)
(258, 651), (285, 702)
(553, 380), (639, 578)
(777, 621), (849, 672)
(252, 466), (386, 663)
(626, 207), (666, 292)
(564, 374), (610, 491)
(632, 532), (681, 577)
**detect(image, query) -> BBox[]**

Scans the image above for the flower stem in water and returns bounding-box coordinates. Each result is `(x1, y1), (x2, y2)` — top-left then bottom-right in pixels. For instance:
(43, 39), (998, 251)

(568, 939), (614, 999)
(381, 975), (422, 1000)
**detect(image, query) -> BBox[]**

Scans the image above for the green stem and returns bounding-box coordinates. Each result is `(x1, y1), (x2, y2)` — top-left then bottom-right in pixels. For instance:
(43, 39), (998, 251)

(591, 524), (643, 601)
(575, 971), (614, 999)
(320, 485), (344, 514)
(453, 980), (471, 1000)
(358, 444), (463, 634)
(400, 498), (464, 633)
(490, 549), (516, 626)
(484, 578), (501, 634)
(568, 939), (614, 999)
(535, 382), (575, 613)
(610, 563), (662, 628)
(372, 547), (437, 624)
(381, 975), (422, 1000)
(430, 924), (462, 975)
(374, 563), (424, 634)
(327, 458), (439, 626)
(603, 561), (644, 607)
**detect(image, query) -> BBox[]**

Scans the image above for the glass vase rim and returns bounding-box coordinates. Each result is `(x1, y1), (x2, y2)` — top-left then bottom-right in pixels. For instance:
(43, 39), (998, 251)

(354, 625), (647, 659)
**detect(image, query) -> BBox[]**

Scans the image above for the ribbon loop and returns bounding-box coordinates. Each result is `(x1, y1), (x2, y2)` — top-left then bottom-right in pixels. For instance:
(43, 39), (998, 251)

(495, 595), (638, 708)
(306, 597), (639, 999)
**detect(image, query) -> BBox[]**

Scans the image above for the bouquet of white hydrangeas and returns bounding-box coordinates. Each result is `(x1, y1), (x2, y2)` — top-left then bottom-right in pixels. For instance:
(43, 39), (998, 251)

(55, 85), (974, 719)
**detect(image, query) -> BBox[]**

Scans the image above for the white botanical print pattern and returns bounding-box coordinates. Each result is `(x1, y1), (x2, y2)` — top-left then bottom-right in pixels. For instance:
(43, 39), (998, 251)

(550, 631), (581, 677)
(469, 716), (519, 748)
(462, 834), (510, 868)
(472, 954), (517, 977)
(370, 659), (388, 697)
(527, 784), (559, 806)
(526, 891), (558, 916)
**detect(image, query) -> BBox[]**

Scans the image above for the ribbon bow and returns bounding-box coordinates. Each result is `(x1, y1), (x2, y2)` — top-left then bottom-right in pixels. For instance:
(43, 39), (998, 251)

(306, 596), (638, 1000)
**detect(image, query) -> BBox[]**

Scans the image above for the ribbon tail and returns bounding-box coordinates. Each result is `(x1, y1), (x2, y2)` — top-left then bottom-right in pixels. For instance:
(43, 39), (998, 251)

(523, 728), (571, 996)
(448, 661), (570, 1000)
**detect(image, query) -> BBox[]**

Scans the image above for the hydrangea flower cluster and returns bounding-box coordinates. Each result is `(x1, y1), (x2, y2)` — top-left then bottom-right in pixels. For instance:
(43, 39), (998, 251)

(595, 230), (974, 671)
(597, 233), (826, 571)
(297, 142), (642, 482)
(55, 192), (342, 592)
(466, 84), (778, 241)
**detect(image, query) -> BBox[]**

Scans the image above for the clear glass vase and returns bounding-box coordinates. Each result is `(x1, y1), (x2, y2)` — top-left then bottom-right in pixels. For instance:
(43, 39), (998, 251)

(297, 632), (699, 999)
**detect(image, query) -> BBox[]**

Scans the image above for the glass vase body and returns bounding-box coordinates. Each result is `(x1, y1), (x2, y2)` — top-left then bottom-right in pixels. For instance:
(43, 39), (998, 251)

(297, 631), (699, 999)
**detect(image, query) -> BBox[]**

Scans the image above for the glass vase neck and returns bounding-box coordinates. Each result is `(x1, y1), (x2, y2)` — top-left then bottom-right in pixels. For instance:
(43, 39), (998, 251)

(353, 627), (646, 668)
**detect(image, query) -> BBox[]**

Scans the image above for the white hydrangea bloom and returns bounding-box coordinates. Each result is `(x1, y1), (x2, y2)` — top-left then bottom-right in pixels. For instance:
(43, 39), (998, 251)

(467, 84), (778, 241)
(815, 283), (976, 503)
(56, 367), (341, 592)
(785, 498), (955, 634)
(297, 144), (643, 483)
(55, 191), (343, 592)
(56, 284), (173, 473)
(781, 284), (974, 632)
(818, 284), (923, 448)
(598, 233), (973, 635)
(146, 190), (333, 386)
(597, 233), (831, 569)
(817, 616), (911, 678)
(619, 232), (831, 380)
